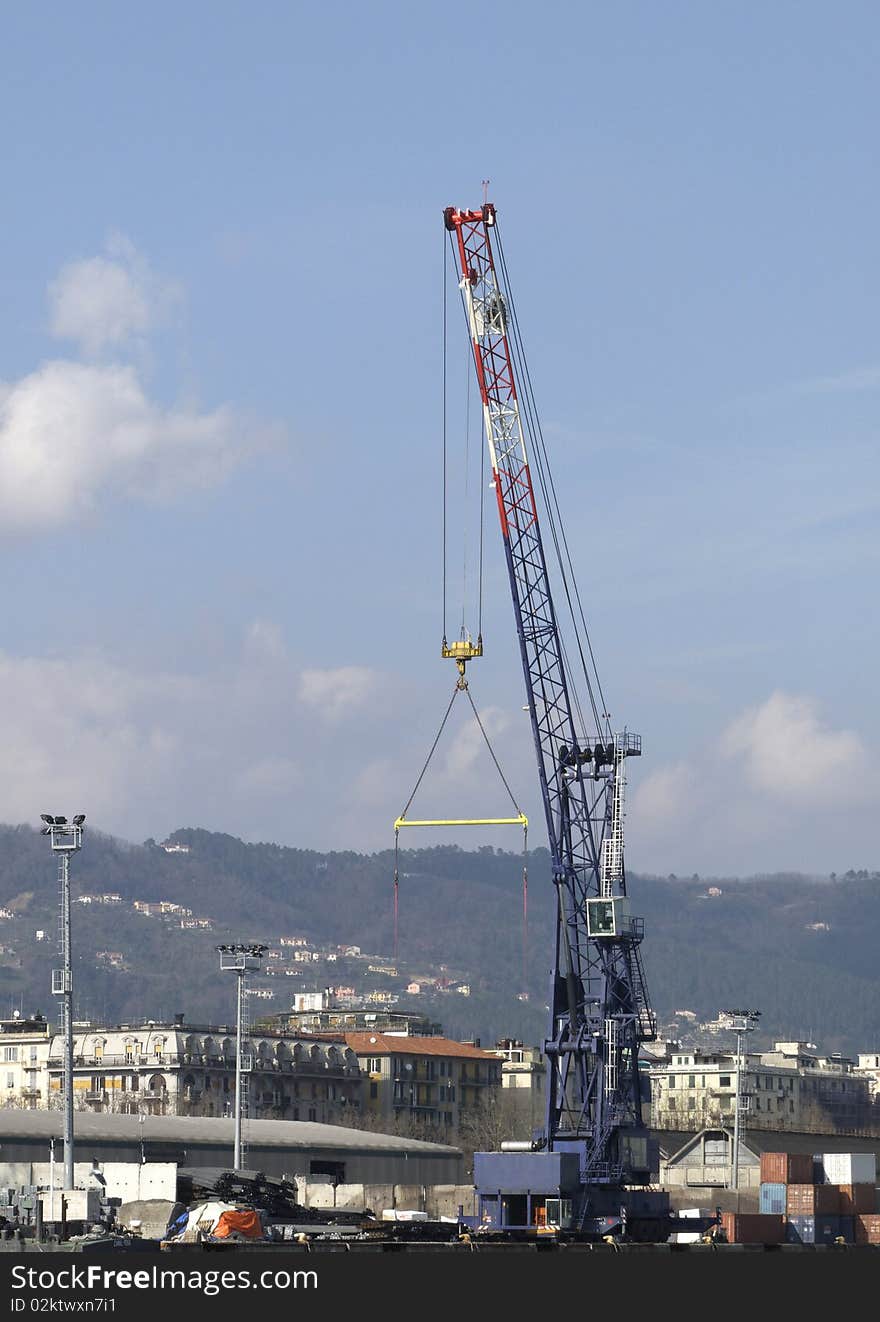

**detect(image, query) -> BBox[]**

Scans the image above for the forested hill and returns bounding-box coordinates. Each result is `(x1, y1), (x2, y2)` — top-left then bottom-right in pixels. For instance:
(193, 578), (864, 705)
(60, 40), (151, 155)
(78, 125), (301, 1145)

(0, 823), (877, 1056)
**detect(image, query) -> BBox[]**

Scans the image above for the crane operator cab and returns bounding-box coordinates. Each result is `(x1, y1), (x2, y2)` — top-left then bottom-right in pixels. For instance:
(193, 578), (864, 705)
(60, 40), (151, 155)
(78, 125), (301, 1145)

(586, 896), (632, 939)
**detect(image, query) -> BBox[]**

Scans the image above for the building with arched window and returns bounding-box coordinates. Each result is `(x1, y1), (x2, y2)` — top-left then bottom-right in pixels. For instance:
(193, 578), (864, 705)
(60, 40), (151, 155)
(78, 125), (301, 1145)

(42, 1016), (361, 1122)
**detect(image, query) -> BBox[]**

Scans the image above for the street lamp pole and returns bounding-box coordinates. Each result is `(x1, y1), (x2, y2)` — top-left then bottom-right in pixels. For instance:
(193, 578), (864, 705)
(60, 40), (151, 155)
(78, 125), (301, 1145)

(40, 814), (85, 1192)
(720, 1008), (761, 1193)
(217, 943), (267, 1170)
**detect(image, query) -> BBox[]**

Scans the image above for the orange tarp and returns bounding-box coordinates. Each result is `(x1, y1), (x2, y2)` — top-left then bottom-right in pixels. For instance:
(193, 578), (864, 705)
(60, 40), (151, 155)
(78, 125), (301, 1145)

(213, 1209), (263, 1239)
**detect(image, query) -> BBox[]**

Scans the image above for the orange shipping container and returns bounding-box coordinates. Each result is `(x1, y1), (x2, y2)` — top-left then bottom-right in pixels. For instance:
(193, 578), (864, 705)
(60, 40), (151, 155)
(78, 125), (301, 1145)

(786, 1183), (840, 1215)
(720, 1212), (785, 1244)
(855, 1214), (880, 1245)
(838, 1185), (876, 1215)
(759, 1153), (814, 1185)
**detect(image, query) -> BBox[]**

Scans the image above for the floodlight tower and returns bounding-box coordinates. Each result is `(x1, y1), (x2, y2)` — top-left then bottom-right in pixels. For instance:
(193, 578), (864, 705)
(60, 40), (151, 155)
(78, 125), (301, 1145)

(217, 942), (267, 1170)
(40, 813), (86, 1192)
(720, 1008), (761, 1190)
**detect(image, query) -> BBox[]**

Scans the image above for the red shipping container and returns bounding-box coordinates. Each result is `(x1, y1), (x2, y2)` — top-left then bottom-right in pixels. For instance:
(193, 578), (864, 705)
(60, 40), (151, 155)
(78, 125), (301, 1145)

(786, 1183), (840, 1215)
(838, 1185), (876, 1215)
(760, 1153), (814, 1185)
(721, 1213), (785, 1244)
(855, 1215), (880, 1245)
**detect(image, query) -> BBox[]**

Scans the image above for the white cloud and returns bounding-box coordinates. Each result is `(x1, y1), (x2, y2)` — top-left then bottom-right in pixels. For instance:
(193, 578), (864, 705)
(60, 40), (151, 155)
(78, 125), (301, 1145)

(48, 234), (179, 354)
(442, 705), (510, 779)
(629, 761), (699, 837)
(628, 691), (878, 875)
(297, 667), (379, 721)
(0, 633), (394, 846)
(0, 241), (283, 533)
(0, 359), (274, 531)
(720, 691), (867, 805)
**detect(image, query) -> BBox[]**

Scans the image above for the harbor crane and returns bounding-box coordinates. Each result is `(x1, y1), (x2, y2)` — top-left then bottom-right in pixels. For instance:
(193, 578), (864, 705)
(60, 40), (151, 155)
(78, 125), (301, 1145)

(444, 201), (668, 1236)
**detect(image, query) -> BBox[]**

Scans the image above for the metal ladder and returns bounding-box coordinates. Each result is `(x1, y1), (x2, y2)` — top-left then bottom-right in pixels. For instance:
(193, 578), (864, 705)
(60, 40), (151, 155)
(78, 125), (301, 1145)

(627, 943), (657, 1041)
(599, 743), (627, 897)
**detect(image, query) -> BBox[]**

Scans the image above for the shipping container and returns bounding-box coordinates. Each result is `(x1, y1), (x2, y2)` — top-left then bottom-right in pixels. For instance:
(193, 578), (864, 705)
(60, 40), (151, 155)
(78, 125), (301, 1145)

(759, 1183), (787, 1215)
(759, 1152), (814, 1185)
(785, 1214), (852, 1244)
(819, 1153), (877, 1186)
(837, 1184), (876, 1215)
(785, 1215), (814, 1244)
(720, 1212), (784, 1244)
(785, 1183), (840, 1215)
(855, 1214), (880, 1245)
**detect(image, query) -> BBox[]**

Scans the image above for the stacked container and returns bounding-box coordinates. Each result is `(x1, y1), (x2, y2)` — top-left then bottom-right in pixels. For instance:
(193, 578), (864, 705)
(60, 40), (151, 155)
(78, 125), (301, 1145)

(785, 1214), (855, 1244)
(758, 1152), (814, 1227)
(838, 1184), (876, 1215)
(759, 1151), (877, 1245)
(759, 1183), (786, 1215)
(760, 1152), (814, 1184)
(855, 1214), (880, 1244)
(721, 1212), (784, 1244)
(819, 1153), (877, 1186)
(786, 1183), (840, 1216)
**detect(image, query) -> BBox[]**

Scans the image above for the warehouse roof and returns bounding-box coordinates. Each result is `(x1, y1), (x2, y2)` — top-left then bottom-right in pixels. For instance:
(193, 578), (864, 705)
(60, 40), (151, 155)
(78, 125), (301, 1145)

(344, 1032), (498, 1060)
(659, 1127), (880, 1164)
(0, 1109), (460, 1156)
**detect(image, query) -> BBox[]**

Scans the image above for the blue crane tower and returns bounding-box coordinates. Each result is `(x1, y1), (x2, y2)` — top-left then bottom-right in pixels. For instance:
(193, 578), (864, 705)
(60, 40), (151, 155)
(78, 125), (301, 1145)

(444, 202), (669, 1237)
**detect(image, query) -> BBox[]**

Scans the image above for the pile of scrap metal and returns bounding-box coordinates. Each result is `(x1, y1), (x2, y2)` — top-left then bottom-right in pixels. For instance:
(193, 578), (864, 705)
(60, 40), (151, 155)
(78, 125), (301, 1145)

(164, 1168), (462, 1245)
(164, 1168), (376, 1244)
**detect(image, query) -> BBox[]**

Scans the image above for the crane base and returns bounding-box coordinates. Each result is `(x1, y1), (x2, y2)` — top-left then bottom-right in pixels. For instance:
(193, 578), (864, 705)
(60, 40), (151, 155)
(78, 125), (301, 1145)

(473, 1150), (679, 1240)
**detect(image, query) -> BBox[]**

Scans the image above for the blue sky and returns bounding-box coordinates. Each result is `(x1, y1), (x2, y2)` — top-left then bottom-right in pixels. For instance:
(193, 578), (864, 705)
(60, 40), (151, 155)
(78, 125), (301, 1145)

(0, 3), (877, 875)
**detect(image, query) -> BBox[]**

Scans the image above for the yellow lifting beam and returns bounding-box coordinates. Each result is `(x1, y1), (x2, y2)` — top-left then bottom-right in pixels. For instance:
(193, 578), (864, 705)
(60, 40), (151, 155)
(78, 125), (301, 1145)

(391, 676), (528, 965)
(395, 814), (527, 830)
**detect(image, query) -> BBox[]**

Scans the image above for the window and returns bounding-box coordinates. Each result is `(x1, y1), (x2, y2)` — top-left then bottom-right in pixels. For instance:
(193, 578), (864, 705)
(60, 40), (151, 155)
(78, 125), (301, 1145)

(688, 1075), (695, 1089)
(719, 1075), (731, 1088)
(687, 1097), (695, 1110)
(308, 1107), (317, 1122)
(6, 1072), (14, 1089)
(310, 1160), (344, 1183)
(668, 1076), (675, 1089)
(367, 1057), (381, 1073)
(3, 1048), (18, 1062)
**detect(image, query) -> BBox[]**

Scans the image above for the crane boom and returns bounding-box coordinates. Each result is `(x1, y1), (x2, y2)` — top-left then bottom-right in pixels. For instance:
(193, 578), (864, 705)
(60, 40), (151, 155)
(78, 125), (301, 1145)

(445, 202), (656, 1190)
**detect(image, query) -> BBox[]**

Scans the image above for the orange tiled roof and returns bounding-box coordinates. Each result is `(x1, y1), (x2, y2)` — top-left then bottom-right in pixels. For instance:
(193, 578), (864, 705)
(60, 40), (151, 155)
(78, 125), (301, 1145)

(344, 1032), (498, 1061)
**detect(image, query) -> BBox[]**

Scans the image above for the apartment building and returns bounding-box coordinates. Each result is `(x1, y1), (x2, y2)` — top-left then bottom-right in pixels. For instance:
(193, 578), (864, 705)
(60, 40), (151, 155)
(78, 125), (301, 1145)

(343, 1032), (502, 1139)
(0, 1015), (361, 1123)
(0, 1014), (52, 1108)
(650, 1040), (877, 1135)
